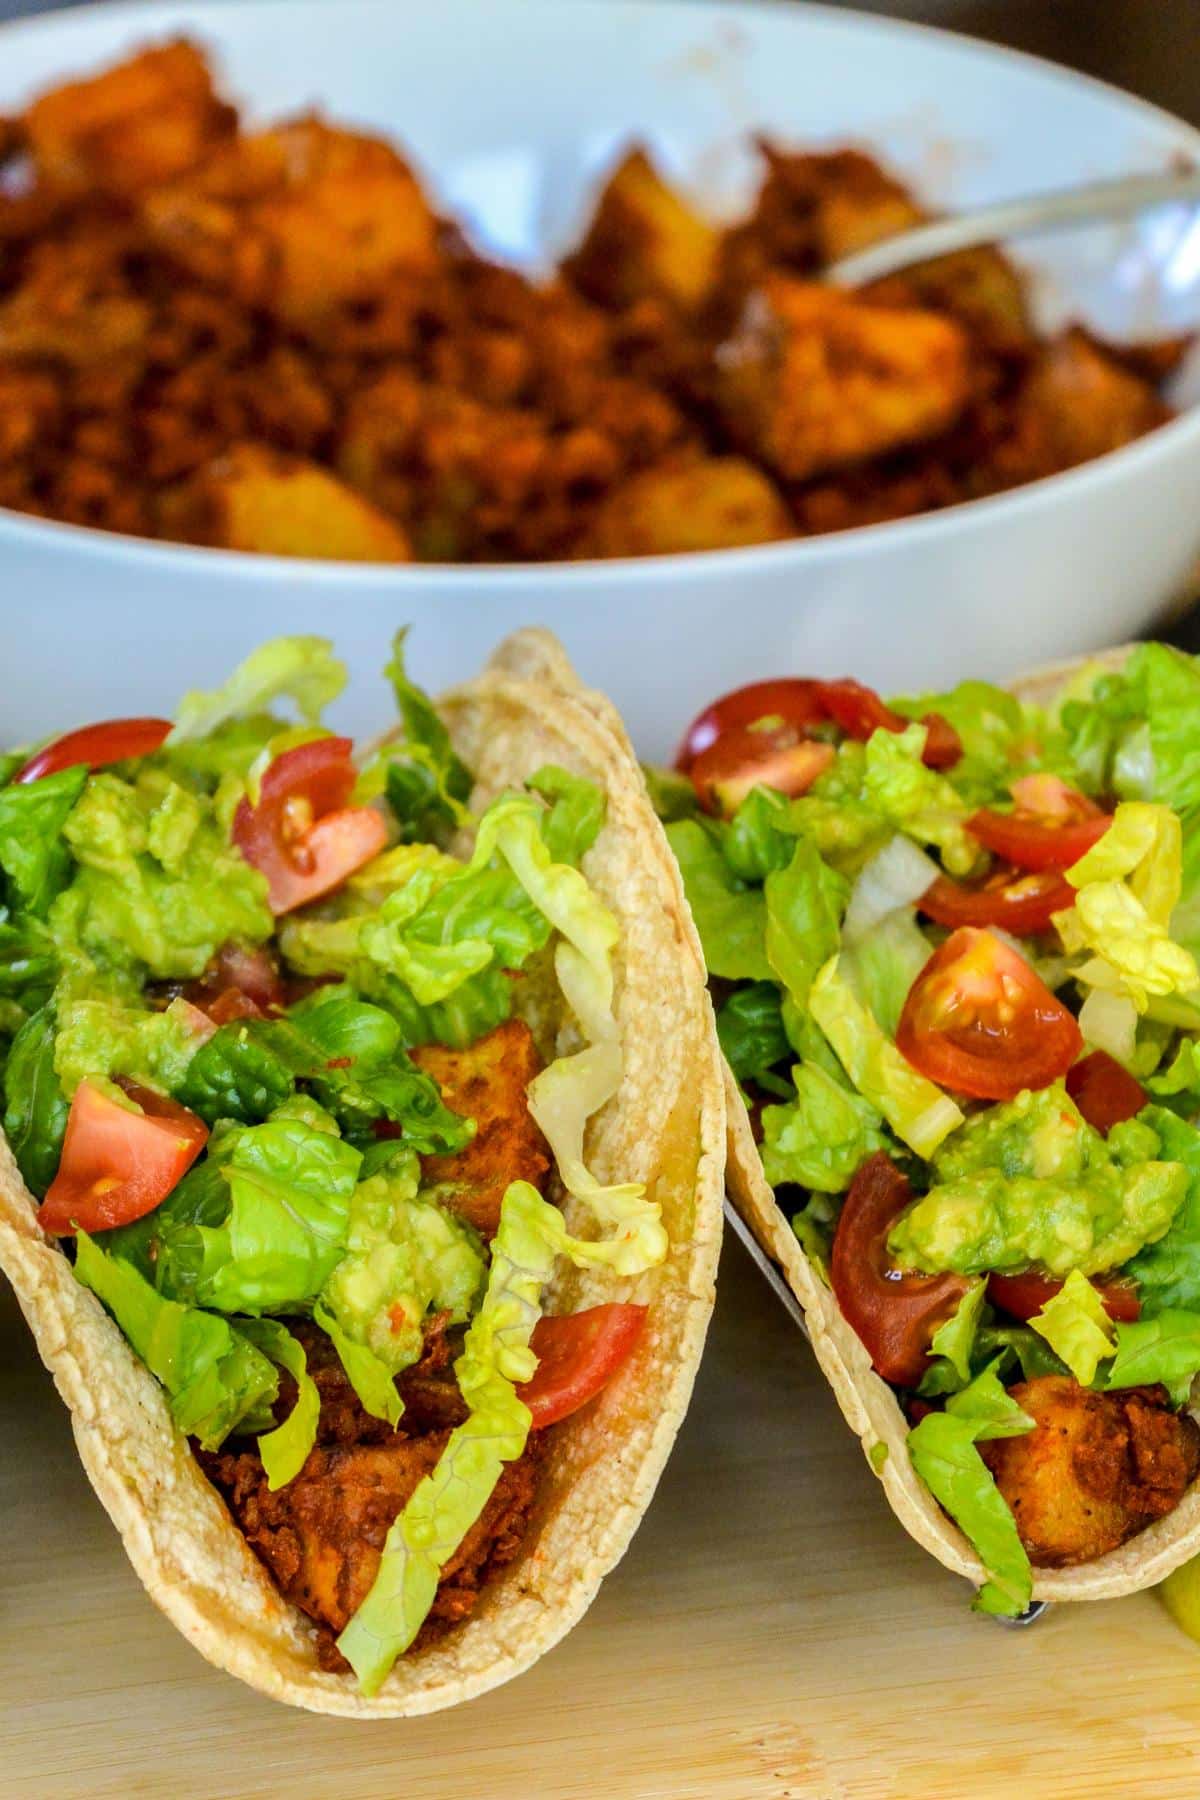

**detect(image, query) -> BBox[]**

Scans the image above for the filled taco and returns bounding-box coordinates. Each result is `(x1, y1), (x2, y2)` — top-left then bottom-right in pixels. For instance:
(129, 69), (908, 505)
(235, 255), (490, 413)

(0, 627), (723, 1714)
(658, 643), (1200, 1612)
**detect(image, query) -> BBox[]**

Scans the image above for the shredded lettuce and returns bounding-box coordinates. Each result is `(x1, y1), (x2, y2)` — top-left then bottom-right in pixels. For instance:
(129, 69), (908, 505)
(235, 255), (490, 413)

(0, 767), (87, 919)
(75, 1232), (278, 1450)
(238, 1318), (320, 1489)
(364, 628), (473, 843)
(2, 1002), (69, 1196)
(907, 1363), (1034, 1617)
(314, 1298), (405, 1426)
(861, 724), (978, 877)
(808, 955), (963, 1158)
(664, 819), (771, 982)
(761, 1060), (891, 1193)
(927, 1279), (986, 1385)
(1106, 1310), (1200, 1405)
(1127, 1110), (1200, 1315)
(715, 982), (791, 1096)
(1057, 802), (1200, 1010)
(1027, 1269), (1116, 1386)
(167, 637), (347, 746)
(764, 837), (848, 1011)
(841, 907), (931, 1041)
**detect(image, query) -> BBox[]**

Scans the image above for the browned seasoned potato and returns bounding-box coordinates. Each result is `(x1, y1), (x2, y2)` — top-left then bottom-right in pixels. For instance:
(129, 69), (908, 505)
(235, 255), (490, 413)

(981, 1376), (1200, 1567)
(141, 117), (439, 328)
(565, 147), (720, 312)
(716, 275), (970, 482)
(23, 40), (236, 198)
(578, 456), (792, 556)
(159, 443), (411, 560)
(1010, 327), (1170, 471)
(410, 1020), (551, 1240)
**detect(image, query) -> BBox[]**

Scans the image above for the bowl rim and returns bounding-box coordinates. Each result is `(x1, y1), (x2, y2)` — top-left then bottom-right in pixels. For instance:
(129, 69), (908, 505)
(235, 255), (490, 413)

(3, 0), (1199, 588)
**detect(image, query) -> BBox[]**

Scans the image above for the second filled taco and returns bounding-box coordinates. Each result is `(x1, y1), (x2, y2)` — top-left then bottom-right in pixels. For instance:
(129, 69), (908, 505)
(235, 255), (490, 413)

(660, 643), (1200, 1611)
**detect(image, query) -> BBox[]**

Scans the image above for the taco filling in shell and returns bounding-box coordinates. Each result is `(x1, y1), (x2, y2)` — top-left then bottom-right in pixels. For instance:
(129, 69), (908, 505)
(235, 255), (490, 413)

(0, 628), (723, 1713)
(658, 644), (1200, 1611)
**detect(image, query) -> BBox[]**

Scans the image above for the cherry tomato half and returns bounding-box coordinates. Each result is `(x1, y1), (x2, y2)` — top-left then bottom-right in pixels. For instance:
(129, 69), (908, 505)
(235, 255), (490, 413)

(673, 677), (961, 779)
(13, 717), (172, 785)
(516, 1302), (648, 1429)
(688, 726), (834, 816)
(896, 927), (1082, 1101)
(986, 1270), (1141, 1325)
(1066, 1049), (1147, 1135)
(233, 737), (387, 914)
(968, 775), (1110, 872)
(829, 1152), (971, 1387)
(38, 1079), (208, 1235)
(918, 867), (1077, 937)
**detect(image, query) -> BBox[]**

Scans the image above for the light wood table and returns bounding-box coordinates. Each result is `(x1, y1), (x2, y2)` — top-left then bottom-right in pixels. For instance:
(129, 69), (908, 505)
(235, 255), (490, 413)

(5, 1232), (1200, 1800)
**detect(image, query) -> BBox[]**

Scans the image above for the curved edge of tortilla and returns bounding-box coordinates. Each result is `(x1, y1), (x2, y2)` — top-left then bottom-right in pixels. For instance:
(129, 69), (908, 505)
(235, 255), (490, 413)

(0, 628), (726, 1714)
(726, 640), (1200, 1603)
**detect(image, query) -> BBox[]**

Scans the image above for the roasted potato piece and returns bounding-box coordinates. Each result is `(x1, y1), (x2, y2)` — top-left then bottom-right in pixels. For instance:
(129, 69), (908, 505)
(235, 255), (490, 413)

(0, 223), (151, 366)
(578, 456), (792, 556)
(716, 275), (970, 482)
(565, 148), (720, 313)
(23, 41), (235, 199)
(160, 443), (411, 560)
(981, 1376), (1200, 1567)
(410, 1019), (551, 1239)
(142, 117), (439, 328)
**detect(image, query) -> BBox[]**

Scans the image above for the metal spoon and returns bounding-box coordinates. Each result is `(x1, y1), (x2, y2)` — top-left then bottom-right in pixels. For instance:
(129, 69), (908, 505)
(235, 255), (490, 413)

(826, 165), (1200, 288)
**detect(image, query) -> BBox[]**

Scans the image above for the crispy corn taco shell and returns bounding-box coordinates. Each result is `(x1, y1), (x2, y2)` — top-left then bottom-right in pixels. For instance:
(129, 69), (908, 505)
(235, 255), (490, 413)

(0, 629), (725, 1714)
(725, 643), (1200, 1603)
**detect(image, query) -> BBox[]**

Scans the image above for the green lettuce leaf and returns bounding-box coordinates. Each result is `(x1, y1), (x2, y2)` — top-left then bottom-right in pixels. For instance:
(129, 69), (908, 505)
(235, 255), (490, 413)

(723, 787), (803, 883)
(861, 724), (977, 877)
(641, 763), (700, 825)
(167, 637), (347, 745)
(808, 955), (963, 1158)
(237, 1318), (320, 1489)
(74, 1232), (278, 1451)
(841, 907), (931, 1040)
(927, 1279), (987, 1385)
(369, 628), (472, 844)
(1106, 1310), (1200, 1405)
(1126, 1108), (1200, 1314)
(764, 837), (848, 1011)
(890, 681), (1040, 805)
(2, 1003), (69, 1196)
(1027, 1268), (1116, 1386)
(664, 819), (771, 982)
(715, 982), (791, 1095)
(907, 1363), (1034, 1617)
(760, 1060), (891, 1193)
(1058, 801), (1199, 1010)
(0, 767), (88, 918)
(0, 910), (57, 1009)
(314, 1298), (405, 1427)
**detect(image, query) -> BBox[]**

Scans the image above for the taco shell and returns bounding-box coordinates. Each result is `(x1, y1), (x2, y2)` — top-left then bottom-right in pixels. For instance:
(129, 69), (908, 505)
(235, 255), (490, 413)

(724, 644), (1200, 1603)
(0, 629), (725, 1714)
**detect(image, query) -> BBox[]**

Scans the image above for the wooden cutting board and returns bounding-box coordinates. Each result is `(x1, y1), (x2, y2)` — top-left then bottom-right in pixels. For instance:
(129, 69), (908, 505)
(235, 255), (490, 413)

(4, 1231), (1200, 1800)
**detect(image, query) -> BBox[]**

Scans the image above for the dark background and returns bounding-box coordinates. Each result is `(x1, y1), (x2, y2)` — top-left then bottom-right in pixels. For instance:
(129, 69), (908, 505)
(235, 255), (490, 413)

(2, 0), (1199, 127)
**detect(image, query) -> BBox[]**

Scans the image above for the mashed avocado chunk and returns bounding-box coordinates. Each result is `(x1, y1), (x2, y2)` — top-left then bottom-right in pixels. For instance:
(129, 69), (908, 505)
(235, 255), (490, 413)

(889, 1086), (1187, 1278)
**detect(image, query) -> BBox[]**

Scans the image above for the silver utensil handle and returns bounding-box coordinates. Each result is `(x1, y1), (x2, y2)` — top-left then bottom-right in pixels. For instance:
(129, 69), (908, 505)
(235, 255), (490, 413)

(827, 166), (1200, 288)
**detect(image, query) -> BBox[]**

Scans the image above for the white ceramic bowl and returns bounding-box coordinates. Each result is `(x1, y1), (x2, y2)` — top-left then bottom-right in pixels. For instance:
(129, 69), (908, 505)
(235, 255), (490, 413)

(3, 0), (1200, 758)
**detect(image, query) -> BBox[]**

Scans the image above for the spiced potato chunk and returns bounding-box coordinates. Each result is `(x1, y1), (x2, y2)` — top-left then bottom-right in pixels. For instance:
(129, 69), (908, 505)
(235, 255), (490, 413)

(981, 1377), (1200, 1568)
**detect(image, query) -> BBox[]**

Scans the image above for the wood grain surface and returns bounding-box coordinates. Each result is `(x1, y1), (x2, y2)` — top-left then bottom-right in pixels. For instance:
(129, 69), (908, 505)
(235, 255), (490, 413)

(5, 1230), (1200, 1800)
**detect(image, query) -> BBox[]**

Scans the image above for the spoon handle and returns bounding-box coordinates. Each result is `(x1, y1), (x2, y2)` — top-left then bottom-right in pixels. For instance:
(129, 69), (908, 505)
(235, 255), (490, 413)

(826, 165), (1200, 288)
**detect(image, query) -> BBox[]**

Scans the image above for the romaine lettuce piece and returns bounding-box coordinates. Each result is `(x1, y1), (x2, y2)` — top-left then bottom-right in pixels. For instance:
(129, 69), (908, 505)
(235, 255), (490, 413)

(1127, 1109), (1200, 1315)
(0, 910), (57, 1009)
(1106, 1310), (1200, 1405)
(841, 906), (931, 1040)
(665, 819), (771, 982)
(167, 637), (346, 745)
(74, 1232), (278, 1450)
(808, 955), (963, 1158)
(313, 1298), (404, 1427)
(2, 1002), (69, 1196)
(0, 767), (87, 918)
(366, 628), (472, 843)
(1027, 1269), (1116, 1386)
(927, 1279), (987, 1385)
(1057, 802), (1199, 1010)
(723, 786), (803, 883)
(861, 724), (978, 876)
(907, 1362), (1034, 1617)
(761, 1061), (891, 1193)
(237, 1318), (320, 1489)
(716, 982), (791, 1095)
(764, 837), (847, 1010)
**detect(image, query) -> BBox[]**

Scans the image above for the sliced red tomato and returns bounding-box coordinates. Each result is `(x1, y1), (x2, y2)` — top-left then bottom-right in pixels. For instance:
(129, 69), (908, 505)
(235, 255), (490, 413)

(918, 867), (1077, 936)
(210, 941), (284, 1010)
(13, 717), (172, 785)
(233, 737), (387, 914)
(968, 775), (1110, 871)
(1066, 1050), (1147, 1134)
(516, 1302), (648, 1429)
(688, 725), (834, 816)
(987, 1270), (1141, 1324)
(817, 679), (962, 771)
(205, 988), (265, 1025)
(38, 1079), (208, 1236)
(675, 679), (828, 772)
(896, 926), (1082, 1101)
(674, 677), (961, 779)
(829, 1152), (971, 1387)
